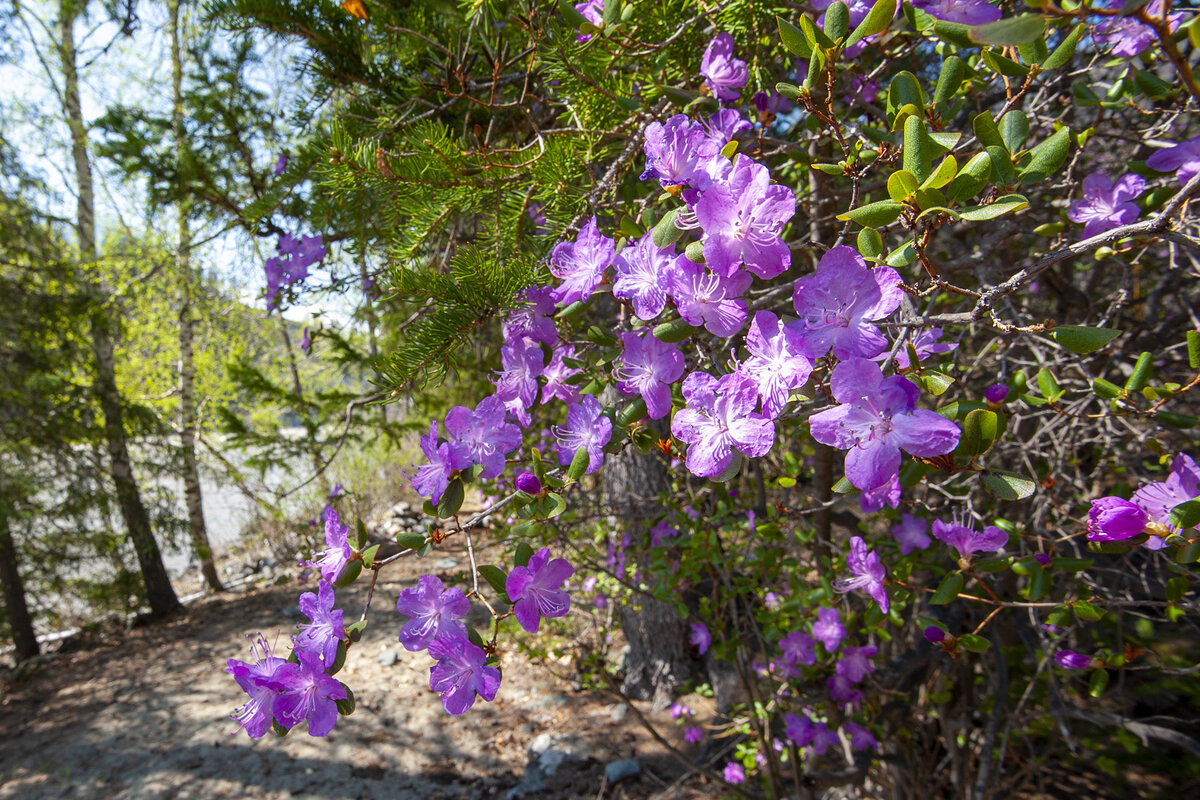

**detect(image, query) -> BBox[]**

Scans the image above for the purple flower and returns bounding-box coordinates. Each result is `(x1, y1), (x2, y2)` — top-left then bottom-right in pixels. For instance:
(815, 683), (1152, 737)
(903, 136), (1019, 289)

(701, 33), (748, 102)
(428, 635), (502, 715)
(1035, 553), (1053, 567)
(910, 0), (1000, 25)
(884, 327), (958, 370)
(495, 340), (545, 409)
(272, 649), (347, 737)
(859, 473), (901, 513)
(764, 591), (782, 611)
(445, 396), (522, 480)
(809, 721), (840, 756)
(1094, 0), (1184, 58)
(847, 74), (879, 105)
(737, 311), (813, 419)
(554, 395), (613, 474)
(932, 514), (1008, 559)
(515, 472), (542, 495)
(614, 331), (685, 420)
(1067, 173), (1145, 237)
(695, 156), (795, 280)
(671, 372), (775, 478)
(641, 114), (720, 189)
(923, 626), (947, 644)
(411, 420), (472, 504)
(669, 701), (691, 719)
(1132, 453), (1200, 532)
(300, 326), (312, 355)
(702, 108), (753, 149)
(273, 154), (287, 175)
(690, 621), (711, 654)
(1087, 496), (1149, 542)
(828, 673), (863, 705)
(507, 548), (574, 633)
(722, 762), (746, 785)
(669, 261), (751, 337)
(549, 216), (613, 305)
(834, 537), (889, 613)
(892, 512), (932, 555)
(540, 344), (583, 406)
(812, 607), (845, 652)
(295, 580), (345, 667)
(395, 574), (471, 652)
(785, 713), (814, 746)
(837, 644), (878, 683)
(844, 722), (878, 751)
(985, 384), (1010, 405)
(1146, 136), (1200, 186)
(504, 286), (559, 346)
(809, 358), (961, 491)
(780, 630), (817, 666)
(788, 246), (903, 360)
(226, 635), (288, 739)
(614, 233), (679, 320)
(650, 519), (678, 547)
(684, 726), (704, 744)
(301, 507), (354, 583)
(1054, 649), (1094, 671)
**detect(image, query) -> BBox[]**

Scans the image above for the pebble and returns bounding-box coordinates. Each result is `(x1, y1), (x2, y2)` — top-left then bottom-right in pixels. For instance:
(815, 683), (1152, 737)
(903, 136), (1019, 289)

(377, 650), (397, 667)
(605, 759), (641, 783)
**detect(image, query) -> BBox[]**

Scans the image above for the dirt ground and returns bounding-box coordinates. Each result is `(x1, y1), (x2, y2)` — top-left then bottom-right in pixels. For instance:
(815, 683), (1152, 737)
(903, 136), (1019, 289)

(0, 539), (718, 800)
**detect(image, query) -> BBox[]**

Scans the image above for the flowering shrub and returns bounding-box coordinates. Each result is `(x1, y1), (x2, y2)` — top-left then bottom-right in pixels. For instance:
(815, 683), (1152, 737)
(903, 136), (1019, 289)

(221, 0), (1200, 793)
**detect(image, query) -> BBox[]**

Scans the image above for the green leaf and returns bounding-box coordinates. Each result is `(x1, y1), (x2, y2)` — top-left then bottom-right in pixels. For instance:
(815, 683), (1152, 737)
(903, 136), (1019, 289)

(355, 518), (369, 549)
(1092, 378), (1123, 400)
(845, 0), (897, 48)
(959, 408), (1000, 456)
(567, 445), (591, 481)
(981, 470), (1036, 500)
(510, 519), (542, 537)
(653, 318), (700, 343)
(887, 169), (920, 202)
(958, 193), (1028, 220)
(918, 371), (956, 396)
(1187, 330), (1200, 368)
(777, 17), (814, 57)
(684, 240), (705, 263)
(921, 156), (958, 190)
(933, 19), (973, 48)
(1157, 410), (1199, 429)
(944, 151), (992, 203)
(514, 542), (535, 567)
(1037, 367), (1062, 400)
(981, 48), (1030, 78)
(1027, 567), (1051, 601)
(396, 532), (427, 550)
(1169, 499), (1200, 530)
(720, 140), (739, 160)
(1135, 70), (1173, 99)
(437, 478), (465, 518)
(1089, 668), (1109, 698)
(344, 618), (367, 642)
(1166, 575), (1188, 603)
(776, 81), (804, 100)
(1043, 23), (1085, 69)
(651, 208), (683, 248)
(931, 572), (965, 605)
(934, 55), (967, 106)
(885, 241), (918, 267)
(801, 13), (836, 49)
(335, 684), (356, 715)
(887, 72), (926, 123)
(1126, 352), (1153, 392)
(986, 146), (1017, 185)
(972, 111), (1007, 151)
(903, 115), (934, 183)
(969, 15), (1046, 46)
(617, 397), (648, 425)
(1000, 111), (1030, 152)
(477, 564), (509, 597)
(958, 633), (991, 653)
(974, 556), (1014, 573)
(824, 1), (850, 41)
(1020, 127), (1072, 184)
(1073, 599), (1104, 621)
(836, 200), (904, 227)
(857, 227), (885, 259)
(360, 544), (379, 568)
(334, 558), (362, 587)
(557, 299), (587, 319)
(1050, 325), (1121, 354)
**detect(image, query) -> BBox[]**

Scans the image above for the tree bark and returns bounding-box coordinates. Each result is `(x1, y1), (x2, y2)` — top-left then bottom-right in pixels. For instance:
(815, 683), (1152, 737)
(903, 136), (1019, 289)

(59, 0), (180, 617)
(171, 0), (222, 592)
(0, 506), (39, 661)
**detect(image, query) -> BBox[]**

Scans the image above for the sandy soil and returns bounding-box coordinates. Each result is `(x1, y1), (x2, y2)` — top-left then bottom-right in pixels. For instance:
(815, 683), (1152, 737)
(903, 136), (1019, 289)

(0, 540), (714, 800)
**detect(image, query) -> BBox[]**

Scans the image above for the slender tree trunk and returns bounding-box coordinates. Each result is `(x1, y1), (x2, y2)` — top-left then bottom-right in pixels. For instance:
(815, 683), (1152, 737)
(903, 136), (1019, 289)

(0, 504), (39, 661)
(170, 0), (222, 592)
(59, 0), (180, 617)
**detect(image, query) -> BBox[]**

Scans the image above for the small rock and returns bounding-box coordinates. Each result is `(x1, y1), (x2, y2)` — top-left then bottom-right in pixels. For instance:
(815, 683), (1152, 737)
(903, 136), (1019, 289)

(605, 759), (640, 784)
(609, 704), (628, 723)
(433, 558), (459, 571)
(528, 732), (589, 776)
(378, 650), (398, 667)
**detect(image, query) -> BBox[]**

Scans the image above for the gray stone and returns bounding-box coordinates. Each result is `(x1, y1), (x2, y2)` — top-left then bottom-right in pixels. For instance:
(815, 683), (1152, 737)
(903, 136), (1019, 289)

(377, 649), (398, 667)
(527, 732), (589, 776)
(605, 759), (640, 784)
(433, 557), (459, 571)
(609, 703), (629, 723)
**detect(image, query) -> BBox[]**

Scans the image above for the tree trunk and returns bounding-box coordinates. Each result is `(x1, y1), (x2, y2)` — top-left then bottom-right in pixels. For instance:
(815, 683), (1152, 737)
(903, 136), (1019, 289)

(0, 506), (39, 661)
(59, 0), (180, 617)
(171, 0), (222, 592)
(604, 417), (703, 710)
